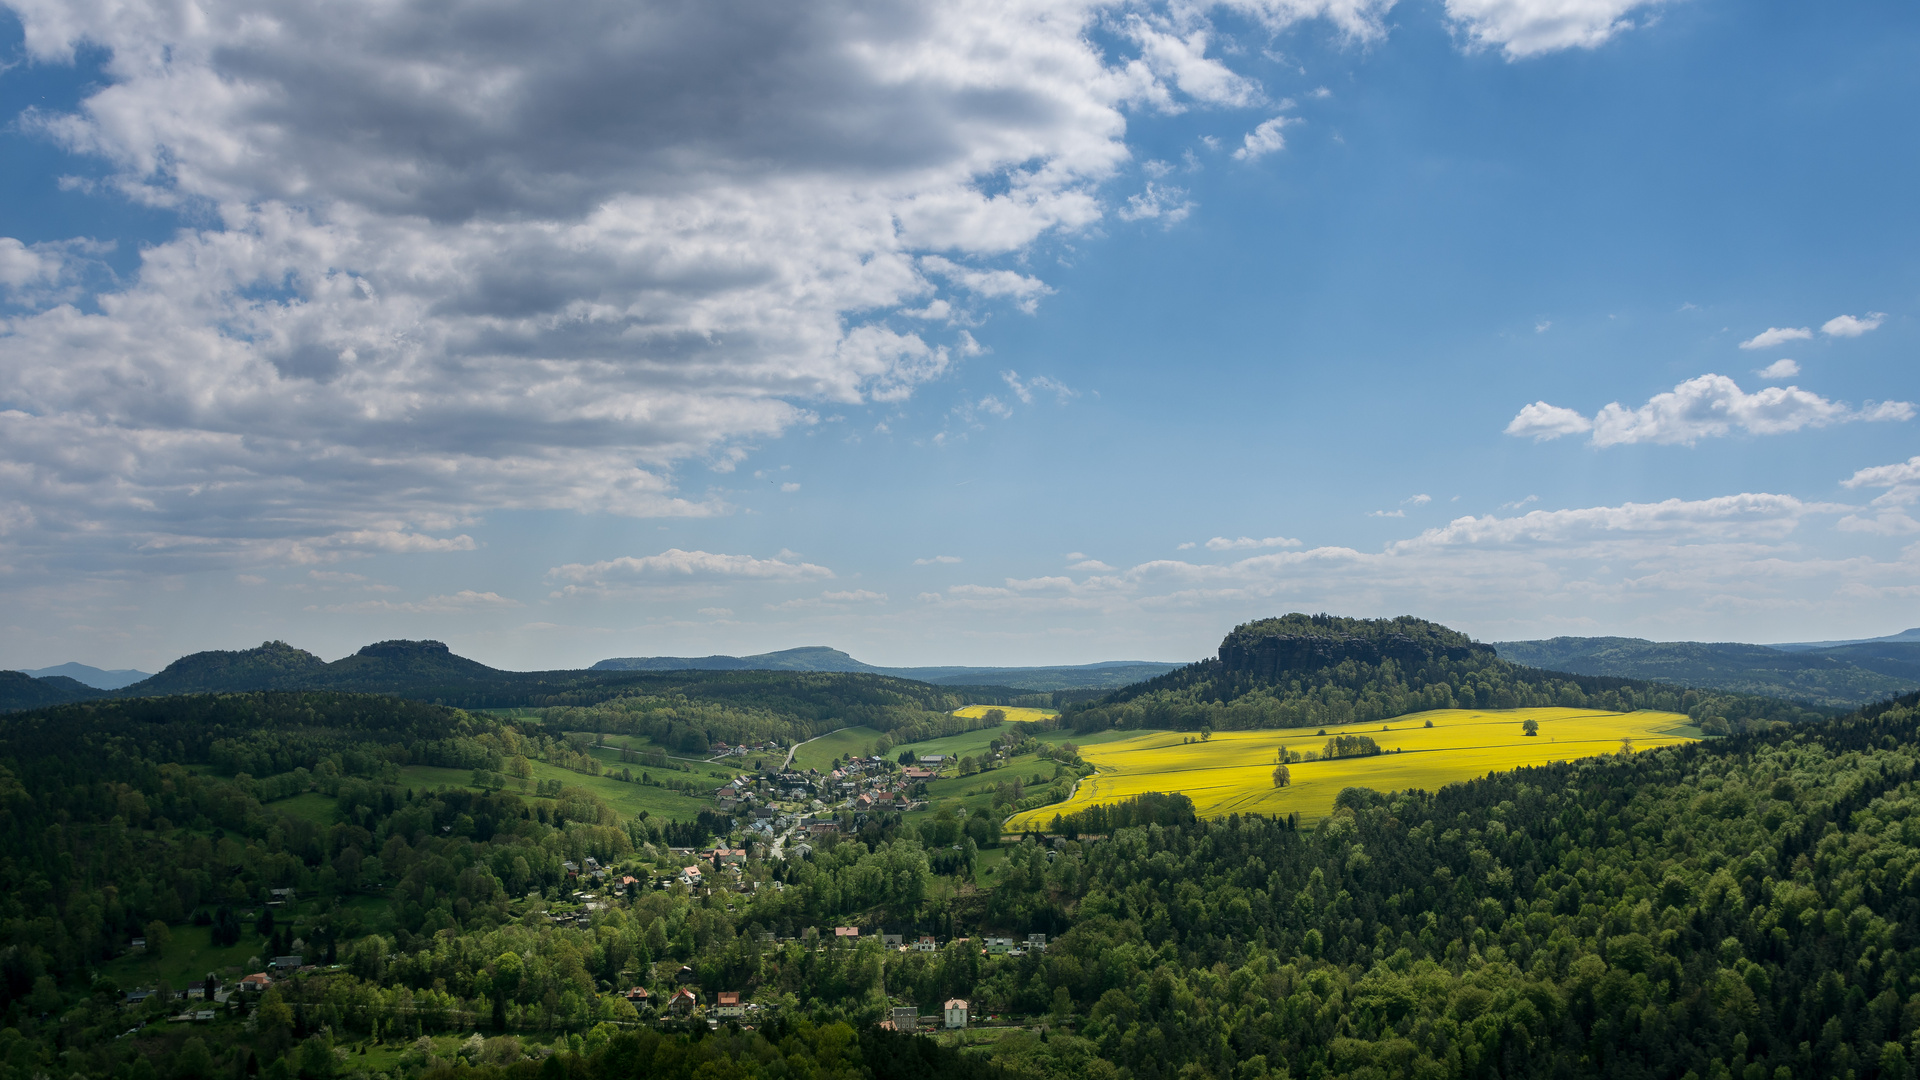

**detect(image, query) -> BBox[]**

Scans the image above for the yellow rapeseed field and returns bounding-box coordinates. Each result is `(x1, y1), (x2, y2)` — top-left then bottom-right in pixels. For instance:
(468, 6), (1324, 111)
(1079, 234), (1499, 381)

(952, 705), (1060, 724)
(1004, 707), (1698, 830)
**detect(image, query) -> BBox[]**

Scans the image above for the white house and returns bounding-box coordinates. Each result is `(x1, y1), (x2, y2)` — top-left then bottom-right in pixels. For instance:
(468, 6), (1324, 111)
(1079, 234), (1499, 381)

(944, 999), (969, 1029)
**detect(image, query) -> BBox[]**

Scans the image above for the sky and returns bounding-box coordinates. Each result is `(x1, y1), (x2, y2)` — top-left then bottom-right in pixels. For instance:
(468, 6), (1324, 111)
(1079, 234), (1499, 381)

(1, 0), (1917, 673)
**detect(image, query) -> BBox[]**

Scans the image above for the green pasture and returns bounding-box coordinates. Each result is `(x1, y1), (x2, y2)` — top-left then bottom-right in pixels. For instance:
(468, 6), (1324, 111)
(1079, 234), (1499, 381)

(268, 792), (338, 825)
(790, 727), (886, 771)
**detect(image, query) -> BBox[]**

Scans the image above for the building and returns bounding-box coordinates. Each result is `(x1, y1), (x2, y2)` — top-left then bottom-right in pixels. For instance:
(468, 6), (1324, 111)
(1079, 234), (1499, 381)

(238, 973), (273, 994)
(130, 937), (147, 953)
(833, 926), (859, 942)
(917, 755), (947, 765)
(944, 999), (969, 1029)
(714, 991), (746, 1019)
(915, 936), (938, 952)
(984, 938), (1013, 956)
(890, 1006), (920, 1032)
(1028, 933), (1048, 951)
(709, 848), (747, 867)
(881, 933), (903, 947)
(624, 987), (651, 1009)
(674, 965), (699, 985)
(679, 865), (704, 886)
(668, 988), (698, 1017)
(269, 955), (304, 970)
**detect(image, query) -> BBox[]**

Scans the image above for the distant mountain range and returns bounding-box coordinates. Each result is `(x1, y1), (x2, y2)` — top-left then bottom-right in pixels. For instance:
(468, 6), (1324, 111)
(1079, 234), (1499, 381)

(590, 646), (1182, 690)
(0, 638), (1158, 712)
(16, 662), (152, 689)
(1493, 629), (1920, 708)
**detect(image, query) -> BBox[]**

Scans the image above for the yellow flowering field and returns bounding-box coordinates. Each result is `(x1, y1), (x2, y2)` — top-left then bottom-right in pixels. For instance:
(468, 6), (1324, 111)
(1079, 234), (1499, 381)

(1004, 707), (1699, 830)
(952, 705), (1060, 723)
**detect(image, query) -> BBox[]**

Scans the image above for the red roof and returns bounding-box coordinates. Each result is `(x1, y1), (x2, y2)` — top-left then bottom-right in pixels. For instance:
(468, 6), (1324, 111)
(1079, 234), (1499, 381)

(717, 992), (740, 1006)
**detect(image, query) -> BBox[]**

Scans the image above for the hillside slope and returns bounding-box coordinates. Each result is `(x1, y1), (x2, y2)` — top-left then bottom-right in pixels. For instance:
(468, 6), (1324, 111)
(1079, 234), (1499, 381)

(0, 670), (107, 712)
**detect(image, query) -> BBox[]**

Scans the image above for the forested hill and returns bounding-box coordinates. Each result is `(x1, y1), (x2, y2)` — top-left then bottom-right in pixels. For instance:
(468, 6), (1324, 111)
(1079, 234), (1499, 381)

(1494, 635), (1920, 708)
(0, 638), (1057, 717)
(1063, 613), (1823, 734)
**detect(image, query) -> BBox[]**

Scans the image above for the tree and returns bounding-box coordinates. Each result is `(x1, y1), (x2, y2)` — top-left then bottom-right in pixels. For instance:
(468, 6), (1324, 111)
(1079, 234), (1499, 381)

(898, 748), (916, 765)
(983, 708), (1007, 725)
(1522, 718), (1539, 736)
(146, 919), (172, 959)
(1272, 765), (1291, 788)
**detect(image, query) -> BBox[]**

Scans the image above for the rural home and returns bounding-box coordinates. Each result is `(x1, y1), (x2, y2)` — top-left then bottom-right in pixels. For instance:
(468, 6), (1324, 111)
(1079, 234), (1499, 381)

(714, 991), (747, 1019)
(944, 999), (969, 1029)
(668, 988), (698, 1017)
(890, 1007), (920, 1032)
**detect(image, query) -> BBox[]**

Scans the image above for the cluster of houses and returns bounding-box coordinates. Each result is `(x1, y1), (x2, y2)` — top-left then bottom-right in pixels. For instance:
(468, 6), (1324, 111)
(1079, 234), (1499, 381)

(708, 740), (779, 759)
(627, 971), (971, 1033)
(711, 756), (937, 825)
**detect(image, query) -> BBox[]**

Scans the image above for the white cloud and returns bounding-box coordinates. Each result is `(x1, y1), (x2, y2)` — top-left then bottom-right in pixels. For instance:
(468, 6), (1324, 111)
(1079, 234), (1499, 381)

(1367, 509), (1406, 518)
(1504, 401), (1593, 441)
(1841, 456), (1920, 535)
(779, 482), (801, 493)
(547, 549), (833, 586)
(1404, 493), (1432, 506)
(1757, 359), (1800, 380)
(1002, 371), (1079, 405)
(914, 555), (962, 565)
(1176, 541), (1196, 550)
(920, 256), (1055, 315)
(1233, 115), (1300, 161)
(1506, 374), (1913, 447)
(1205, 535), (1302, 550)
(1822, 312), (1886, 337)
(310, 589), (520, 614)
(696, 607), (734, 617)
(13, 0), (1353, 577)
(1068, 559), (1117, 571)
(1117, 182), (1196, 225)
(1739, 326), (1813, 350)
(1444, 0), (1667, 59)
(913, 490), (1920, 643)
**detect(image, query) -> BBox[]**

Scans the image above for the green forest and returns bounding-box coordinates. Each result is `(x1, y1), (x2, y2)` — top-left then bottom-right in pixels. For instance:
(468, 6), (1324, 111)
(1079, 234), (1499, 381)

(9, 617), (1920, 1079)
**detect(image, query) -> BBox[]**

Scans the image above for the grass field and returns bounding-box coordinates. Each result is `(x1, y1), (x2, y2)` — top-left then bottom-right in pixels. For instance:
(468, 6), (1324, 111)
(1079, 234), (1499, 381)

(1004, 708), (1700, 830)
(268, 792), (338, 825)
(790, 726), (886, 771)
(396, 759), (714, 822)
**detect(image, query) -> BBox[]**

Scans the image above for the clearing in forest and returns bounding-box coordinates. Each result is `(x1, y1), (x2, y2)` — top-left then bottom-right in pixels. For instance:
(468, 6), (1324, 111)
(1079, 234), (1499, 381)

(1003, 707), (1699, 830)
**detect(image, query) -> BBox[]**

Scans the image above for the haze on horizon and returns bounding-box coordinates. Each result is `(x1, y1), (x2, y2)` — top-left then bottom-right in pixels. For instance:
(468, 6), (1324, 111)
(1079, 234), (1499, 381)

(0, 0), (1916, 673)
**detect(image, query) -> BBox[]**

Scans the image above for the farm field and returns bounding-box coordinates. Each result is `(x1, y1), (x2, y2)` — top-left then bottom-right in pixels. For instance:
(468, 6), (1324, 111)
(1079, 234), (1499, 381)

(1004, 707), (1700, 830)
(789, 726), (886, 770)
(952, 705), (1059, 724)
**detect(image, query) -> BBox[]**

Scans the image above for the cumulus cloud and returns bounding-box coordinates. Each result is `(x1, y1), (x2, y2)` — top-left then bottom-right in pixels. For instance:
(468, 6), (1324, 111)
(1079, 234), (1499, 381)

(1504, 402), (1594, 441)
(914, 555), (962, 565)
(1756, 359), (1800, 380)
(1204, 535), (1302, 550)
(1740, 326), (1814, 350)
(1823, 312), (1886, 338)
(1839, 455), (1920, 533)
(1233, 115), (1300, 161)
(1068, 559), (1117, 571)
(14, 0), (1364, 578)
(1505, 374), (1913, 447)
(1443, 0), (1667, 59)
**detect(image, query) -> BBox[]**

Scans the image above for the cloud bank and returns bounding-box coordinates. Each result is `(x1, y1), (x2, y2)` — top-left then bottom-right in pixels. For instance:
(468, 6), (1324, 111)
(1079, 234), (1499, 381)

(1506, 374), (1913, 446)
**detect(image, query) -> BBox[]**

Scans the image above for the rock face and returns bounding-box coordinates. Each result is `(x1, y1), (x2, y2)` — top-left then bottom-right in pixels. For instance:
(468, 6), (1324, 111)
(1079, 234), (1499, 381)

(1214, 614), (1489, 682)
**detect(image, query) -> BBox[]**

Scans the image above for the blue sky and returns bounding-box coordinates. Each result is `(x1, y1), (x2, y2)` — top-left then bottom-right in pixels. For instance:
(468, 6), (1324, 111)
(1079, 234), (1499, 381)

(1, 0), (1916, 672)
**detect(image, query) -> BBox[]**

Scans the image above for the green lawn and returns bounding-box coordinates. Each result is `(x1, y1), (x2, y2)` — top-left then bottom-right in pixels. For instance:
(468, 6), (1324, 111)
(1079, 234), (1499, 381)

(890, 723), (1012, 762)
(268, 791), (338, 825)
(790, 727), (886, 771)
(101, 923), (269, 990)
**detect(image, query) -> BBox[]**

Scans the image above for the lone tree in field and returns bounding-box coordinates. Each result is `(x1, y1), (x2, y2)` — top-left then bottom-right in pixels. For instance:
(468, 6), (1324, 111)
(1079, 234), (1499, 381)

(1272, 764), (1291, 788)
(1522, 718), (1540, 737)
